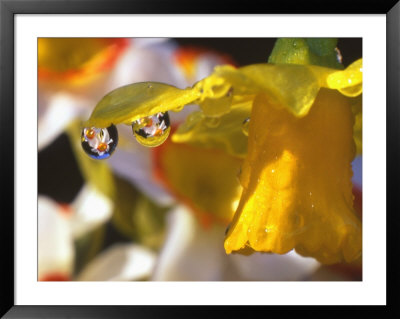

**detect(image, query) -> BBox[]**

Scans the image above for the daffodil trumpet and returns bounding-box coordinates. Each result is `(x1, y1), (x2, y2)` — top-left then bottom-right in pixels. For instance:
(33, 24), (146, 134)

(224, 89), (361, 264)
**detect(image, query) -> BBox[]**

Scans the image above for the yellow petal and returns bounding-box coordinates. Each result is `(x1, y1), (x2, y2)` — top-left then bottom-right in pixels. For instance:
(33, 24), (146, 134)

(327, 59), (363, 97)
(194, 74), (235, 117)
(83, 82), (201, 128)
(351, 96), (362, 155)
(205, 64), (322, 117)
(84, 59), (363, 130)
(224, 89), (362, 264)
(171, 98), (252, 158)
(196, 61), (362, 118)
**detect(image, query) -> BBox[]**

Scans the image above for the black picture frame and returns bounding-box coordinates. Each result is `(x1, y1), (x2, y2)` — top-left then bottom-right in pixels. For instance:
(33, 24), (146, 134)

(1, 0), (399, 317)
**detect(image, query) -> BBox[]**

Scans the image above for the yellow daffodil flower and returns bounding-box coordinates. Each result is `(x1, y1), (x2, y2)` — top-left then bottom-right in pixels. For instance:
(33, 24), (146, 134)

(224, 89), (361, 264)
(84, 51), (362, 264)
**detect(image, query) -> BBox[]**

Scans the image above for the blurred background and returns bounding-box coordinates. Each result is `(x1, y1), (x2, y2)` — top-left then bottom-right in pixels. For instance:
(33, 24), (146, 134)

(38, 38), (362, 281)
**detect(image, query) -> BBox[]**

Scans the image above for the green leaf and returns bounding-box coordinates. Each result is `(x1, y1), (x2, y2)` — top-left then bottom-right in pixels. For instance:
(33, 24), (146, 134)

(268, 38), (343, 70)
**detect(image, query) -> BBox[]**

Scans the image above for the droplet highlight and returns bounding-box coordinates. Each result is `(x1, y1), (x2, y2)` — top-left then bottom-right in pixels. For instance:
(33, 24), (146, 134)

(132, 112), (171, 147)
(81, 125), (118, 160)
(242, 117), (250, 136)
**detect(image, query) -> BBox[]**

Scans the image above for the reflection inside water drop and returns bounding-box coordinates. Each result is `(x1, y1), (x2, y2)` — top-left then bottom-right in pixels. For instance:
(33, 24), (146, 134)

(132, 111), (171, 147)
(81, 124), (118, 160)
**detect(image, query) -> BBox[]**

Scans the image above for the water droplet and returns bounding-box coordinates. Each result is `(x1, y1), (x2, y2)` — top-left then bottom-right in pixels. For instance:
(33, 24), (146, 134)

(242, 117), (250, 136)
(205, 117), (220, 128)
(81, 125), (118, 160)
(132, 112), (171, 147)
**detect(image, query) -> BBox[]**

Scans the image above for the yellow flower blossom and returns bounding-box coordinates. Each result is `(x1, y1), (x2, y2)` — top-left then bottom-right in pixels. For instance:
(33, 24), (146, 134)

(84, 57), (362, 264)
(224, 89), (361, 264)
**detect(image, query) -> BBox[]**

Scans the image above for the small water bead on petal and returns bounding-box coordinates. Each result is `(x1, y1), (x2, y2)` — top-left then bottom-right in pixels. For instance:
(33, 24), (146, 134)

(242, 117), (250, 136)
(81, 125), (118, 160)
(132, 111), (171, 147)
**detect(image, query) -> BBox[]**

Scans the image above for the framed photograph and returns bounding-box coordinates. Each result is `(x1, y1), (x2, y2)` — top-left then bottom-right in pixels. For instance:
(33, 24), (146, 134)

(1, 0), (397, 317)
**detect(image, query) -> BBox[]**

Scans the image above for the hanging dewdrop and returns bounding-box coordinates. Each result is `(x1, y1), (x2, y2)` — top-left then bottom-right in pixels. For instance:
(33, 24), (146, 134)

(132, 112), (171, 147)
(81, 125), (118, 160)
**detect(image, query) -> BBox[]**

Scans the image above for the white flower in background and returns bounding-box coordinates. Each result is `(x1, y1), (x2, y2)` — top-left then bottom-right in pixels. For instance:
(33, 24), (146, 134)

(38, 184), (113, 281)
(76, 244), (156, 281)
(152, 205), (320, 281)
(39, 184), (157, 282)
(38, 197), (74, 281)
